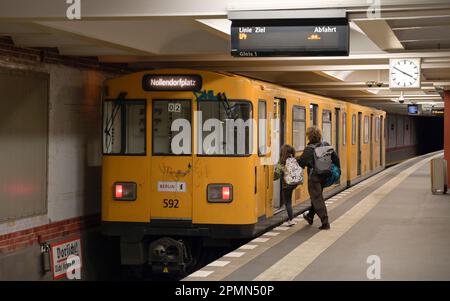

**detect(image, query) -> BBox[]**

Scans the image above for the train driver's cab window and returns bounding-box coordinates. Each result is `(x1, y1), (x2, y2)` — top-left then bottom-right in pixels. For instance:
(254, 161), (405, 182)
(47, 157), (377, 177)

(310, 104), (318, 126)
(103, 100), (146, 155)
(198, 100), (252, 156)
(293, 106), (306, 151)
(364, 115), (370, 144)
(322, 110), (332, 144)
(352, 114), (356, 145)
(342, 112), (347, 145)
(152, 100), (192, 155)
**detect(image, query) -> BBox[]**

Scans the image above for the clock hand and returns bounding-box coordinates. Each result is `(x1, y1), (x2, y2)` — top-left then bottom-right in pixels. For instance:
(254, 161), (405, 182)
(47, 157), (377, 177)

(393, 67), (414, 79)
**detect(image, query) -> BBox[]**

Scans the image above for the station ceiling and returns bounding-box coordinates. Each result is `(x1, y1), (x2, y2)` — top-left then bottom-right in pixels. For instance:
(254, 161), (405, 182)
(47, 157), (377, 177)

(1, 0), (450, 114)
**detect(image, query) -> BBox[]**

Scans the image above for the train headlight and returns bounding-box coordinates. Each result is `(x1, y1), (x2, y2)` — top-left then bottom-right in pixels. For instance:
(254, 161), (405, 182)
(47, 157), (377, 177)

(113, 182), (137, 201)
(207, 184), (233, 203)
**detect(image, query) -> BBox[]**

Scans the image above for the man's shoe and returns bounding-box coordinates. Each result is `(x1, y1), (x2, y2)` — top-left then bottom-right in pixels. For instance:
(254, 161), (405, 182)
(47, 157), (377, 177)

(318, 223), (330, 230)
(303, 213), (313, 225)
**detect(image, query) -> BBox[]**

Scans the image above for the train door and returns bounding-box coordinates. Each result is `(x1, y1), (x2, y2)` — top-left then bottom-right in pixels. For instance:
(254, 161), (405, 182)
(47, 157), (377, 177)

(334, 108), (341, 184)
(380, 116), (383, 165)
(150, 99), (193, 220)
(357, 112), (362, 176)
(257, 100), (268, 218)
(272, 98), (286, 211)
(370, 114), (374, 170)
(335, 108), (340, 157)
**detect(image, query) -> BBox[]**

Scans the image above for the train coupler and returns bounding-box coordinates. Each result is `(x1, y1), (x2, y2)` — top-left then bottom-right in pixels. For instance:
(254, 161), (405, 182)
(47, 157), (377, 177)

(148, 237), (193, 274)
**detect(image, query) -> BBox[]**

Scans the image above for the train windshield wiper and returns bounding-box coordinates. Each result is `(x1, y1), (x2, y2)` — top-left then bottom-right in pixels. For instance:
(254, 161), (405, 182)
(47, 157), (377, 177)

(104, 92), (127, 151)
(217, 92), (239, 120)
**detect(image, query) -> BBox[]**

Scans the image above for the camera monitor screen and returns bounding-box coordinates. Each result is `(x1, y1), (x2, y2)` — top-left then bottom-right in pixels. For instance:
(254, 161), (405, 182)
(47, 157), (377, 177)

(408, 104), (419, 115)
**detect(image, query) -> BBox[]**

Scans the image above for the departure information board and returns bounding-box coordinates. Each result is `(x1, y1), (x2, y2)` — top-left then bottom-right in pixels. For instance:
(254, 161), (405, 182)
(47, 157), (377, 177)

(231, 18), (349, 57)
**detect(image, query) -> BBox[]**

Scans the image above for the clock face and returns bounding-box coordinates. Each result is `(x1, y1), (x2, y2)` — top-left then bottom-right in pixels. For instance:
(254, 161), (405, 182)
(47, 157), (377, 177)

(389, 58), (421, 89)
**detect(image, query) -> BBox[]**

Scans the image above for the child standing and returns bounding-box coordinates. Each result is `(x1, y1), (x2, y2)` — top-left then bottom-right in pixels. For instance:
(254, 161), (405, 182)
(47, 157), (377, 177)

(274, 144), (303, 226)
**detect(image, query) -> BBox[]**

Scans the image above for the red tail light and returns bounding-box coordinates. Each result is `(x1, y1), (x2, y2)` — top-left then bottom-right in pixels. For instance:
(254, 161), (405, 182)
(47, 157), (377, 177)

(222, 186), (230, 200)
(113, 182), (137, 201)
(207, 184), (233, 203)
(115, 184), (123, 198)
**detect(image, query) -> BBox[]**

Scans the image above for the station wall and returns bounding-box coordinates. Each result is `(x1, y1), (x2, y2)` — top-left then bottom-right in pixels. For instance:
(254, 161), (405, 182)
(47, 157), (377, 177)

(0, 56), (120, 280)
(385, 114), (418, 165)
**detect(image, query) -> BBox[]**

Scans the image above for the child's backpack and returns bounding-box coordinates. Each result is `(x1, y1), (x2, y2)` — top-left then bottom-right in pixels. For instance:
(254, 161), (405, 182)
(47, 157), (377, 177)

(284, 157), (304, 186)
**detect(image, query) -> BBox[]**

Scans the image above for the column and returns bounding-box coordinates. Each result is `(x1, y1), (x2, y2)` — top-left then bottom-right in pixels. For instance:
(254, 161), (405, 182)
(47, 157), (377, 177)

(444, 91), (450, 186)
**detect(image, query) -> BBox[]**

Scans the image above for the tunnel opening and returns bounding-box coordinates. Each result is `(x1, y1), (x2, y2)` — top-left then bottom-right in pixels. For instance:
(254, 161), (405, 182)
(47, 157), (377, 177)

(415, 116), (444, 155)
(386, 114), (444, 166)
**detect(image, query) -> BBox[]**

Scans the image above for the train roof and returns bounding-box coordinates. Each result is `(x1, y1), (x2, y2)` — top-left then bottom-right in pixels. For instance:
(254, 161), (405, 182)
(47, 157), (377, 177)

(107, 69), (385, 114)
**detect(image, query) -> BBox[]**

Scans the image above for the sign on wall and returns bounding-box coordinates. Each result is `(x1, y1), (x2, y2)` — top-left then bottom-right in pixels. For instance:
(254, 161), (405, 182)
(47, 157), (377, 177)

(50, 237), (82, 280)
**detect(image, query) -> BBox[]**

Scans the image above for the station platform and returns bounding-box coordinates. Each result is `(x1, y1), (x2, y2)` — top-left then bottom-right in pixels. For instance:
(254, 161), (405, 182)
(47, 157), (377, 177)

(184, 151), (450, 281)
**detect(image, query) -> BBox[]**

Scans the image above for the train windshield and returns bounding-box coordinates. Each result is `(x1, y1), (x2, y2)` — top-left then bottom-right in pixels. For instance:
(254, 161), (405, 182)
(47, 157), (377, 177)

(198, 100), (252, 156)
(103, 100), (146, 155)
(152, 100), (192, 155)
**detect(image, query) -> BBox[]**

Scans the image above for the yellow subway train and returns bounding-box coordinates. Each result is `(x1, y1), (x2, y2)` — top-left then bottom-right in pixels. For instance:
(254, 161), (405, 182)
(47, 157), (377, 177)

(101, 69), (385, 274)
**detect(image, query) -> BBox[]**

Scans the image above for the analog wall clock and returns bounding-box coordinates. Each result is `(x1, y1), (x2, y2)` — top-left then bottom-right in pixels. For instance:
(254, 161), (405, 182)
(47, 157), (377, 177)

(389, 58), (421, 89)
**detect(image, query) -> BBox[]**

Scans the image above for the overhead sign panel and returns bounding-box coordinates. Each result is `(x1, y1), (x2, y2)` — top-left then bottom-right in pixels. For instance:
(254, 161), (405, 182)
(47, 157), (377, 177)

(231, 18), (349, 57)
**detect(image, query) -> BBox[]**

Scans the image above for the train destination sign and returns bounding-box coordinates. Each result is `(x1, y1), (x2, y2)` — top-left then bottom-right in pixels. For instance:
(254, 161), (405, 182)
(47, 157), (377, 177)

(231, 18), (349, 57)
(142, 74), (202, 91)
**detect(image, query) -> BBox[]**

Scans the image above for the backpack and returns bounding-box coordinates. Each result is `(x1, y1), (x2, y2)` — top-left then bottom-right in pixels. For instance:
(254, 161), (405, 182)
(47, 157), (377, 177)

(311, 143), (334, 177)
(284, 157), (304, 186)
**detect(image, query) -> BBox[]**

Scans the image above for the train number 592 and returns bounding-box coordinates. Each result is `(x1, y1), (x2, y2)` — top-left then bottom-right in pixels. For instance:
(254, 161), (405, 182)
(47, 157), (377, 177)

(163, 199), (179, 208)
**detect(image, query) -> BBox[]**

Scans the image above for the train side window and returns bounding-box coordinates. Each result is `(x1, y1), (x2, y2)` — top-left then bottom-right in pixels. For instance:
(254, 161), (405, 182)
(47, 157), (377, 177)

(342, 112), (347, 146)
(375, 117), (380, 142)
(258, 100), (268, 156)
(352, 114), (356, 145)
(364, 115), (369, 144)
(322, 110), (332, 144)
(310, 104), (318, 126)
(198, 100), (252, 156)
(292, 106), (306, 152)
(103, 99), (146, 155)
(152, 100), (191, 155)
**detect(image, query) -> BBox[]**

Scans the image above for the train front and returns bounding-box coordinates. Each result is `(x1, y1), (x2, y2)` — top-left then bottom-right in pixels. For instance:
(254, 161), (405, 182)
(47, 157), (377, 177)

(101, 70), (259, 275)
